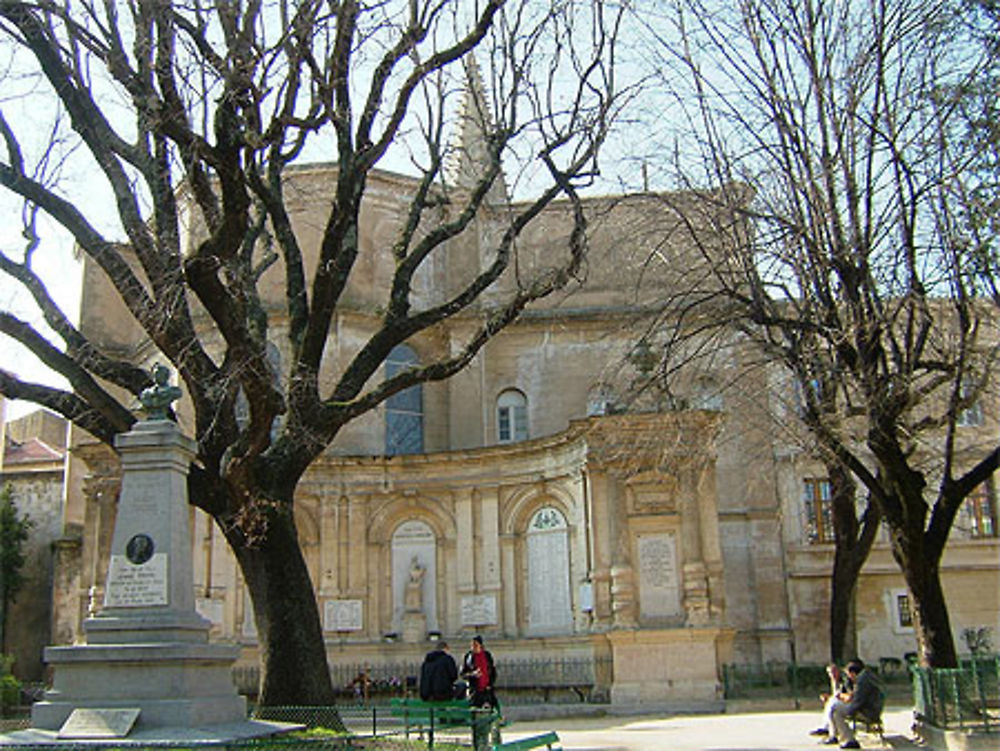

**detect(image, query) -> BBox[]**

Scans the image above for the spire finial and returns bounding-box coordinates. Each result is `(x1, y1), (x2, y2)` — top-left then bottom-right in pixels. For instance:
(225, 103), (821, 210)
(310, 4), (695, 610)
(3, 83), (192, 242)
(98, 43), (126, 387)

(445, 55), (508, 203)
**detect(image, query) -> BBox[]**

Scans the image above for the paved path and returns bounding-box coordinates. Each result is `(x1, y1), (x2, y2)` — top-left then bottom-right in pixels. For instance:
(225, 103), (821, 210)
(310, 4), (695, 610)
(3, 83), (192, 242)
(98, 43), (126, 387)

(498, 707), (920, 751)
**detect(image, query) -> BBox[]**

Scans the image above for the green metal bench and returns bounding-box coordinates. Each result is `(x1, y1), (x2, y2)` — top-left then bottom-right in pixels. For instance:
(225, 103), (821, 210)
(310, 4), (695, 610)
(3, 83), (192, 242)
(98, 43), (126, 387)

(492, 730), (562, 751)
(389, 697), (501, 750)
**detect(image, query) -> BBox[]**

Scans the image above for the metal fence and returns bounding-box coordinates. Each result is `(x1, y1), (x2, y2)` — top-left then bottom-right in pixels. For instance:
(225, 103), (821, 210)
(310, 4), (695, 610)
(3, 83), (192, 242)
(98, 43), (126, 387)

(0, 704), (483, 749)
(234, 656), (610, 704)
(721, 659), (912, 705)
(911, 656), (999, 732)
(722, 661), (833, 703)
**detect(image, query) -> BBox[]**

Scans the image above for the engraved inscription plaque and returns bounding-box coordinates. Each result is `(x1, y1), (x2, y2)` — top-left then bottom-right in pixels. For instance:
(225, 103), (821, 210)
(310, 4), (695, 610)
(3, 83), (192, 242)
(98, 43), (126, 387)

(58, 708), (141, 738)
(324, 599), (363, 631)
(637, 533), (681, 618)
(460, 594), (497, 626)
(526, 507), (572, 633)
(104, 553), (169, 607)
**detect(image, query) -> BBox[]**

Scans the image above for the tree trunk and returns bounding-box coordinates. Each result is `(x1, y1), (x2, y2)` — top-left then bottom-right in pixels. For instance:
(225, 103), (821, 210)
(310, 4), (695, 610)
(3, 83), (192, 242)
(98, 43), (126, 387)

(223, 501), (339, 708)
(893, 540), (959, 668)
(829, 462), (859, 662)
(829, 556), (858, 663)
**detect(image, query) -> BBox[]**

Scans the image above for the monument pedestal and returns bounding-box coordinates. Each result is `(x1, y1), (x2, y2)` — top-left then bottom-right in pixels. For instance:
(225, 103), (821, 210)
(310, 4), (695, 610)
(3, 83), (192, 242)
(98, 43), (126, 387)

(605, 627), (734, 708)
(401, 612), (427, 643)
(30, 419), (248, 734)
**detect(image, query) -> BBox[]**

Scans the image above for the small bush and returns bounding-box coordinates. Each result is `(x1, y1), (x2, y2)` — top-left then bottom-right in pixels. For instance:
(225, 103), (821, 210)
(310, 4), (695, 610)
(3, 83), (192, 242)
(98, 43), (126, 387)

(0, 673), (21, 715)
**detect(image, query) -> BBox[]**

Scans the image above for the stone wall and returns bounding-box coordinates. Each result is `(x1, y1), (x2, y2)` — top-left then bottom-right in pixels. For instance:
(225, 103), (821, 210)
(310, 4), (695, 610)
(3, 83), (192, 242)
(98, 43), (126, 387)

(1, 470), (63, 681)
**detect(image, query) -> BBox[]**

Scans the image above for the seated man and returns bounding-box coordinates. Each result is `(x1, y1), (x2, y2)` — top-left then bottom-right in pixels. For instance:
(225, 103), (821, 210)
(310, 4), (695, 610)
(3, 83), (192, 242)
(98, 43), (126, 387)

(811, 662), (853, 738)
(827, 659), (883, 749)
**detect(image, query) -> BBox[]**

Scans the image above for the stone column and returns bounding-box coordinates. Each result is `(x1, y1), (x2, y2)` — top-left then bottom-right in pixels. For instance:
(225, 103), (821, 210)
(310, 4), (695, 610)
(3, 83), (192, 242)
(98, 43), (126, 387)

(347, 495), (368, 595)
(499, 532), (517, 635)
(696, 461), (726, 620)
(74, 443), (121, 642)
(584, 469), (613, 629)
(606, 472), (637, 628)
(679, 467), (711, 625)
(318, 492), (337, 597)
(479, 487), (501, 592)
(455, 488), (475, 593)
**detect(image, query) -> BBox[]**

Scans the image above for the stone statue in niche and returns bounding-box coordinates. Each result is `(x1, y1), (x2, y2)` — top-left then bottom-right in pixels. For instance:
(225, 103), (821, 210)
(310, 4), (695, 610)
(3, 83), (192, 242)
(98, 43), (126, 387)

(404, 556), (425, 613)
(139, 363), (182, 420)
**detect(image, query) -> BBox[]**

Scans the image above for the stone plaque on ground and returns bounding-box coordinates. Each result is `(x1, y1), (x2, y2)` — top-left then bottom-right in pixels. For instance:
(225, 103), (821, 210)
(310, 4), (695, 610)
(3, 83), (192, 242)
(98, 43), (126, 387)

(104, 552), (168, 607)
(637, 533), (681, 618)
(324, 599), (363, 631)
(58, 708), (140, 738)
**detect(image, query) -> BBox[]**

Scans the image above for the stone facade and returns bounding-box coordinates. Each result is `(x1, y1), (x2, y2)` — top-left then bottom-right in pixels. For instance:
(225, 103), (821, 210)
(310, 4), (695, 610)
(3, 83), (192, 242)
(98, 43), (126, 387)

(0, 402), (69, 682)
(7, 155), (999, 702)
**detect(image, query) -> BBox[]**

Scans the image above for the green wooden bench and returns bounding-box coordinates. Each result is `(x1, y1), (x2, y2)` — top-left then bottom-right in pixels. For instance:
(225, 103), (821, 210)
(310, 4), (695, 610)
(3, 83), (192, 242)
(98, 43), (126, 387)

(389, 697), (501, 750)
(492, 730), (562, 751)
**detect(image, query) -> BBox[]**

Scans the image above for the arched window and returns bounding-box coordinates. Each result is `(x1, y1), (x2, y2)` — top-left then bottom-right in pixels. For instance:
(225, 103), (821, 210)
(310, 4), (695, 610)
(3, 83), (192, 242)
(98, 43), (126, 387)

(385, 344), (423, 455)
(391, 520), (437, 632)
(497, 389), (528, 443)
(586, 385), (620, 416)
(526, 506), (572, 634)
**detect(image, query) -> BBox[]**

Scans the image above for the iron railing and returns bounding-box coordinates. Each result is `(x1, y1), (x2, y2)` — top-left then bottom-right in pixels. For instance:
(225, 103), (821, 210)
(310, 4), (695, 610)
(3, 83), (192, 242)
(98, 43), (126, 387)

(911, 656), (999, 732)
(234, 656), (610, 703)
(721, 660), (912, 705)
(0, 704), (481, 749)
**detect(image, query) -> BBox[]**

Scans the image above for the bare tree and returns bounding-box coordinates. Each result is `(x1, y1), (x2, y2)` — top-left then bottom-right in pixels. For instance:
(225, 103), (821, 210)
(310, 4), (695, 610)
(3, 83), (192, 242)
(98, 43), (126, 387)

(633, 0), (998, 667)
(0, 0), (628, 704)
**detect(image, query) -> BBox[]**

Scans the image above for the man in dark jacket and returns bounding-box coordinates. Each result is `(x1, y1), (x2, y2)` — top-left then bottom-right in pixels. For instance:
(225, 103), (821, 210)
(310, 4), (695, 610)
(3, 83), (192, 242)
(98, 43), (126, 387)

(829, 659), (883, 749)
(419, 641), (458, 701)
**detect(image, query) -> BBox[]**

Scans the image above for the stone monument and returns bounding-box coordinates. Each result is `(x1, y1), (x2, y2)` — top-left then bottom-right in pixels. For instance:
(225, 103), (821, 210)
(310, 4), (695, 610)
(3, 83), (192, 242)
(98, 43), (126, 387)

(25, 365), (260, 739)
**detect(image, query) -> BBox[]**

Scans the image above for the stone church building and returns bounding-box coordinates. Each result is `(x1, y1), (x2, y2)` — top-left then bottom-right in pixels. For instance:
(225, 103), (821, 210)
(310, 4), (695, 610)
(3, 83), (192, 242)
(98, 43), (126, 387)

(15, 80), (999, 706)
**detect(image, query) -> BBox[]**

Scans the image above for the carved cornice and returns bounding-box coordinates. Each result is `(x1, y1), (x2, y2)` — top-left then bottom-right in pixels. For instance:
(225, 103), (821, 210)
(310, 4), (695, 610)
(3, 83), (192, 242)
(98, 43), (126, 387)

(578, 412), (721, 475)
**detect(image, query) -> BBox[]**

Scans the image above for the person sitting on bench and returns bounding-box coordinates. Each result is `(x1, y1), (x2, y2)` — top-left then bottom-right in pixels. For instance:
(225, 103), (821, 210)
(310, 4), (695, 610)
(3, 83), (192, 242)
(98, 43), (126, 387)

(827, 659), (882, 749)
(811, 662), (853, 739)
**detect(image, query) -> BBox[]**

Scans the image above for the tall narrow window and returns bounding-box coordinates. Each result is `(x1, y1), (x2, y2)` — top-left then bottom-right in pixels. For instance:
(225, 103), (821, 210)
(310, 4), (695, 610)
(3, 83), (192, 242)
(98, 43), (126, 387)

(897, 594), (913, 628)
(385, 344), (423, 455)
(964, 481), (997, 538)
(803, 478), (834, 543)
(497, 389), (528, 443)
(889, 588), (914, 634)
